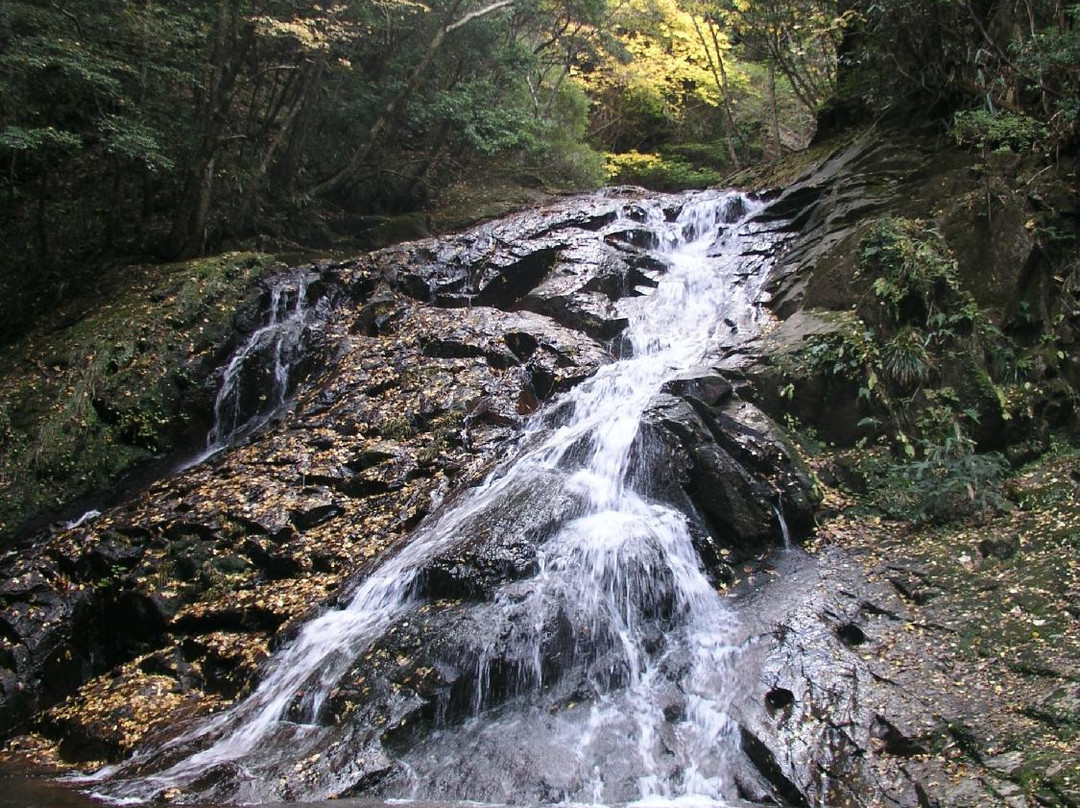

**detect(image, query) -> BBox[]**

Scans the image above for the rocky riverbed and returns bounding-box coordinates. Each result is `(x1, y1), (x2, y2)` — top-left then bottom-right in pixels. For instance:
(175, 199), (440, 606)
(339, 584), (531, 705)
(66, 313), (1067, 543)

(1, 127), (1077, 807)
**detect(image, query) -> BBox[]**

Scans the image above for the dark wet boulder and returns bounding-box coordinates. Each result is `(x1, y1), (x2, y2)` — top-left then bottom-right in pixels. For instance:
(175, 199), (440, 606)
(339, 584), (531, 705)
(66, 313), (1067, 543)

(660, 370), (734, 406)
(642, 380), (817, 557)
(717, 309), (864, 447)
(0, 557), (112, 735)
(420, 471), (585, 600)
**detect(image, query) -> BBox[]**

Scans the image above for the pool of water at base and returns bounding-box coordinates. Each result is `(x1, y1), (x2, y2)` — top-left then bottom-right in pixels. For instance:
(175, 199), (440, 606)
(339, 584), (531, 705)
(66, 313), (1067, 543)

(0, 766), (753, 808)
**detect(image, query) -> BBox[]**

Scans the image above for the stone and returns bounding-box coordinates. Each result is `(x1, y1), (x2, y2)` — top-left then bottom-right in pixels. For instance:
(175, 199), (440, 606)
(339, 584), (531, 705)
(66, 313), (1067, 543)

(979, 534), (1021, 559)
(641, 386), (817, 557)
(420, 471), (584, 599)
(985, 751), (1026, 777)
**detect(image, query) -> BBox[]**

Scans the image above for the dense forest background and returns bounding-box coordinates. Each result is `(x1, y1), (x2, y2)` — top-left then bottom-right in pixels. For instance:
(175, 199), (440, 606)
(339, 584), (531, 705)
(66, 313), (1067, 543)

(1, 0), (1077, 345)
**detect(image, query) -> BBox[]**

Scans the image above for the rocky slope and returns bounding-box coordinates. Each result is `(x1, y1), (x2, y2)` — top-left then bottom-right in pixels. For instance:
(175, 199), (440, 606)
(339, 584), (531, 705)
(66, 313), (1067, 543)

(0, 128), (1077, 807)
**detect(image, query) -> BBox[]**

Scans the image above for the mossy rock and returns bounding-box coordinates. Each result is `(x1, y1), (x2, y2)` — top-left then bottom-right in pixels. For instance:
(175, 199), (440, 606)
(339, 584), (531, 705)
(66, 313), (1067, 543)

(0, 252), (283, 541)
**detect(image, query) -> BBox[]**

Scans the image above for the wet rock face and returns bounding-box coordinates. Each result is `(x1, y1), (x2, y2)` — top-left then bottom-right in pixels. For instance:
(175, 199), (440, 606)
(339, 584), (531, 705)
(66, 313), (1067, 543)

(420, 471), (585, 600)
(731, 548), (927, 807)
(2, 188), (775, 753)
(642, 386), (816, 559)
(346, 191), (671, 341)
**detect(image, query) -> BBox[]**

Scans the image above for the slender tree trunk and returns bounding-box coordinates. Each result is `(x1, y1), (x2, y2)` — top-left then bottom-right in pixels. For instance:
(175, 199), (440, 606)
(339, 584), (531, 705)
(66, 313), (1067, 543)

(104, 160), (121, 249)
(691, 15), (741, 170)
(263, 58), (323, 195)
(768, 61), (781, 159)
(139, 170), (155, 250)
(166, 0), (252, 258)
(405, 117), (454, 196)
(308, 0), (515, 200)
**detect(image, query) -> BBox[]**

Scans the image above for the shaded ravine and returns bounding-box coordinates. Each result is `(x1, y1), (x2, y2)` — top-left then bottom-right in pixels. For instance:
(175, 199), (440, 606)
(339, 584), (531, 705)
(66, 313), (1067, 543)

(85, 191), (780, 805)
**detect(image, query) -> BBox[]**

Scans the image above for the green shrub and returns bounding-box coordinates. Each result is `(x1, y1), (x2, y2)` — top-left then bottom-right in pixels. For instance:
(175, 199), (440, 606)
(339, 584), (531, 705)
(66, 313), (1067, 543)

(857, 218), (963, 328)
(604, 151), (722, 191)
(952, 109), (1048, 153)
(534, 140), (606, 190)
(872, 442), (1009, 524)
(660, 141), (733, 172)
(881, 327), (931, 388)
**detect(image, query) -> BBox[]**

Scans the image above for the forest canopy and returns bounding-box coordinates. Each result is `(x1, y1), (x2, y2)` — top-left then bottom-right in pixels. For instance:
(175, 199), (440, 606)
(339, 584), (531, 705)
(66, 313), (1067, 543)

(1, 0), (1076, 343)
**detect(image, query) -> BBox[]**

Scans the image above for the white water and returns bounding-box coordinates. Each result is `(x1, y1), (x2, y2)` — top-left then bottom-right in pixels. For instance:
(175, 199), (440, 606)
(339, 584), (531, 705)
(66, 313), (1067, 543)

(180, 273), (316, 470)
(773, 506), (792, 551)
(90, 190), (777, 806)
(63, 509), (102, 530)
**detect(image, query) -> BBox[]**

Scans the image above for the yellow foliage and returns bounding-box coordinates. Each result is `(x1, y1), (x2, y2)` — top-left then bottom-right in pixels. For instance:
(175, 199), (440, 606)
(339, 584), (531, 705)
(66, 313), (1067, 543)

(253, 1), (428, 51)
(573, 0), (746, 117)
(604, 149), (662, 179)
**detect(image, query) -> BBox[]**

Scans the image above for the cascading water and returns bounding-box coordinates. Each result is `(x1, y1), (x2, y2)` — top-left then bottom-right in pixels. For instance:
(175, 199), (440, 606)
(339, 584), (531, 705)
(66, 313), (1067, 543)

(90, 190), (779, 806)
(183, 272), (317, 468)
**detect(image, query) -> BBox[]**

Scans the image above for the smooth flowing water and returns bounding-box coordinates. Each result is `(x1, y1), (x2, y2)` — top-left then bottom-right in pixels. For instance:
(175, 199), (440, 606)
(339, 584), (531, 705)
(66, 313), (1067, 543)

(180, 271), (319, 470)
(89, 190), (776, 806)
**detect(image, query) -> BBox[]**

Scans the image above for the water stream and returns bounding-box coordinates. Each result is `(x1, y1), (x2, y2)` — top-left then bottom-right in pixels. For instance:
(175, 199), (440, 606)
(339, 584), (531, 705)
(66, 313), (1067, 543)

(180, 271), (319, 471)
(90, 190), (777, 806)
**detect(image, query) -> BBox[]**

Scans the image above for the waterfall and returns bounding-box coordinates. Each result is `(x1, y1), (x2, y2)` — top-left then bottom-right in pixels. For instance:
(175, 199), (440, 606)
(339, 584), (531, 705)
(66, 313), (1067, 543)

(774, 505), (793, 551)
(90, 190), (777, 806)
(181, 272), (317, 469)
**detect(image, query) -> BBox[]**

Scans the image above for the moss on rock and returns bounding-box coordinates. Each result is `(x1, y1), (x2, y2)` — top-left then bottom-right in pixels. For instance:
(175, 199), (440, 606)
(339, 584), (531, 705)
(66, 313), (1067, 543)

(0, 252), (283, 540)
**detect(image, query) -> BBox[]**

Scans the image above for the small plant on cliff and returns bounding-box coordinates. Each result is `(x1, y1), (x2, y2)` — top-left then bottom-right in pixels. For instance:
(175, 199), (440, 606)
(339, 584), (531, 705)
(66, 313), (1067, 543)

(857, 219), (964, 330)
(853, 219), (1017, 432)
(780, 218), (1021, 523)
(881, 327), (931, 388)
(952, 109), (1049, 155)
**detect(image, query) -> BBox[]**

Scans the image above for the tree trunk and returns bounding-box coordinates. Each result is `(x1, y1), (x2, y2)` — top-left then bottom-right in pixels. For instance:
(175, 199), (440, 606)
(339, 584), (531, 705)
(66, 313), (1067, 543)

(307, 0), (514, 200)
(768, 61), (781, 159)
(405, 117), (454, 197)
(264, 58), (324, 197)
(166, 0), (253, 258)
(691, 15), (741, 170)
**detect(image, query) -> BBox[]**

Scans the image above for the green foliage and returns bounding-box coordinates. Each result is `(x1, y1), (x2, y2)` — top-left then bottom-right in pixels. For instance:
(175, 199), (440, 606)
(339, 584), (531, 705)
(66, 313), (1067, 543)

(433, 80), (538, 155)
(97, 116), (174, 172)
(528, 82), (606, 188)
(0, 126), (82, 152)
(780, 218), (1023, 477)
(952, 109), (1049, 154)
(709, 0), (847, 113)
(857, 218), (962, 327)
(868, 439), (1009, 525)
(1010, 4), (1080, 142)
(661, 141), (733, 171)
(881, 327), (930, 388)
(0, 0), (622, 344)
(604, 150), (722, 190)
(838, 0), (1079, 154)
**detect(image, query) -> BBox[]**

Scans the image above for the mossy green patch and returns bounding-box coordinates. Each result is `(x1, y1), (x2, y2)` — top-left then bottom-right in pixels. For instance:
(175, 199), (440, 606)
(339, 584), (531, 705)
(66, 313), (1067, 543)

(813, 442), (1080, 806)
(429, 179), (554, 235)
(722, 128), (868, 190)
(0, 252), (283, 540)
